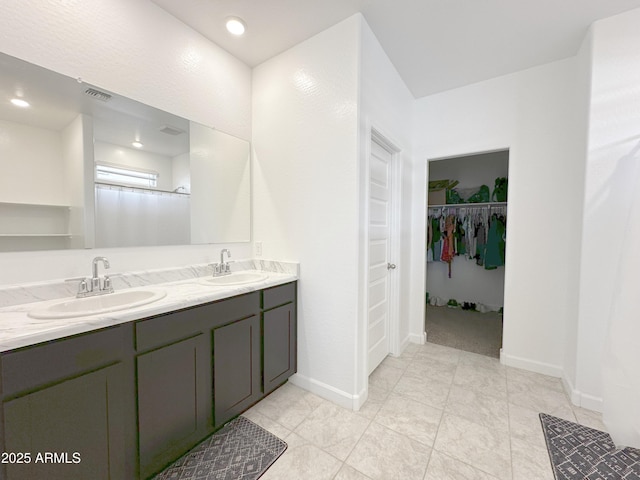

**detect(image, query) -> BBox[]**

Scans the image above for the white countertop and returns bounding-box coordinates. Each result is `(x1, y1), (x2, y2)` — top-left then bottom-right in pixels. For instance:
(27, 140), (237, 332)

(0, 269), (297, 353)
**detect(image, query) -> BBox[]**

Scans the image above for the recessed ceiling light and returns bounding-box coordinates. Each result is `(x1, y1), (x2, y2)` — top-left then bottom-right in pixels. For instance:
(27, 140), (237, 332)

(10, 98), (30, 108)
(132, 141), (144, 149)
(226, 16), (246, 36)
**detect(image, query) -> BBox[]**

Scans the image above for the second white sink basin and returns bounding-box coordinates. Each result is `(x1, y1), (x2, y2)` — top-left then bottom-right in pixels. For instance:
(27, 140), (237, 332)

(199, 271), (269, 286)
(28, 288), (167, 319)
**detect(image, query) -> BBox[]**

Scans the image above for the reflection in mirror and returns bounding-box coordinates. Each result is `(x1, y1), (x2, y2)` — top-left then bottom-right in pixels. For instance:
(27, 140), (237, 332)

(0, 51), (251, 252)
(92, 98), (192, 247)
(190, 123), (250, 244)
(0, 52), (92, 251)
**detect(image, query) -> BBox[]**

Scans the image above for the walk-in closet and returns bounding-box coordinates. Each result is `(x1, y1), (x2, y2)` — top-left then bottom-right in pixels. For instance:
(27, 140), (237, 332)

(426, 150), (509, 357)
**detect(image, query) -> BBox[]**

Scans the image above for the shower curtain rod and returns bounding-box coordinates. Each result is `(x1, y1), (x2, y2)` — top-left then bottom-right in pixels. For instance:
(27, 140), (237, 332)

(95, 182), (191, 197)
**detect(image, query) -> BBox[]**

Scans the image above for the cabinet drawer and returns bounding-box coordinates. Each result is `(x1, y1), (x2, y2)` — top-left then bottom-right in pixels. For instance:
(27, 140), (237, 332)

(262, 282), (296, 311)
(1, 325), (128, 398)
(135, 292), (260, 351)
(204, 291), (260, 329)
(136, 305), (203, 352)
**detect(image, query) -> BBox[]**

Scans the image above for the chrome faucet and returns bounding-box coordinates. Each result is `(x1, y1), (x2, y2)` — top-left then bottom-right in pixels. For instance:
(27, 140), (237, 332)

(76, 256), (114, 298)
(212, 249), (232, 276)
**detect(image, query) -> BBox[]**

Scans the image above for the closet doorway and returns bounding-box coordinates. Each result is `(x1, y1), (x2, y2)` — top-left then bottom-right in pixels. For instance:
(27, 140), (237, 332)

(426, 150), (509, 358)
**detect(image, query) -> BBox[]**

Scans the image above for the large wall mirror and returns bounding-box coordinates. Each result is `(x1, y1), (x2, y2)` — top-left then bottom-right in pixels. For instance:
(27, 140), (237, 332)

(0, 52), (250, 252)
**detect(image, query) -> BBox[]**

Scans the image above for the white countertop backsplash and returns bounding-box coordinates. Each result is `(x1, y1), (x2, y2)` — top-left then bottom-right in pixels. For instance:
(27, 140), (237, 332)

(0, 259), (298, 352)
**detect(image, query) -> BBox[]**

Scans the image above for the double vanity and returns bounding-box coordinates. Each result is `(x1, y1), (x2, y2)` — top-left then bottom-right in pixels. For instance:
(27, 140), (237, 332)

(0, 259), (298, 480)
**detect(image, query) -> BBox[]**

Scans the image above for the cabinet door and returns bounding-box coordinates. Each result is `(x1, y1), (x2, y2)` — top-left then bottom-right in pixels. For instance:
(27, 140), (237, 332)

(213, 315), (261, 428)
(3, 363), (125, 480)
(137, 334), (211, 479)
(263, 303), (297, 395)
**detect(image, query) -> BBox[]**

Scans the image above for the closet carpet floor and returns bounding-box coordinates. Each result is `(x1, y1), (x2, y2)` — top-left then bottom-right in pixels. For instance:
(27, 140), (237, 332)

(425, 305), (503, 358)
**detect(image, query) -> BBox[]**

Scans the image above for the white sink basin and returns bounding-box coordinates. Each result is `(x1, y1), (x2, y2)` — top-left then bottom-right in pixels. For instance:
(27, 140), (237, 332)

(28, 289), (167, 319)
(199, 271), (269, 286)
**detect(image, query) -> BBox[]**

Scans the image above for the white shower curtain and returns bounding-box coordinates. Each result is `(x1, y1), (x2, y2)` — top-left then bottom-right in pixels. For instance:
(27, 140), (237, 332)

(602, 154), (640, 449)
(95, 185), (190, 247)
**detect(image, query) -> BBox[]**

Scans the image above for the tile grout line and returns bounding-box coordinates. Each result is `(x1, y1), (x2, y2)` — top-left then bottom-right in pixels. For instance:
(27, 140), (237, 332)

(420, 344), (461, 479)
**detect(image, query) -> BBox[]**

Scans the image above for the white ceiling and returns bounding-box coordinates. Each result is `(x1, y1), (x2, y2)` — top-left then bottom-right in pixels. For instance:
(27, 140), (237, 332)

(152, 0), (640, 98)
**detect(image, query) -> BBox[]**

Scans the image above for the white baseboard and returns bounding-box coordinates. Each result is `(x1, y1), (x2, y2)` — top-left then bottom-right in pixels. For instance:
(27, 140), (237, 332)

(561, 373), (603, 411)
(288, 373), (363, 411)
(501, 351), (604, 412)
(398, 334), (411, 354)
(562, 373), (582, 405)
(579, 393), (603, 412)
(499, 349), (563, 377)
(562, 375), (602, 412)
(408, 331), (427, 345)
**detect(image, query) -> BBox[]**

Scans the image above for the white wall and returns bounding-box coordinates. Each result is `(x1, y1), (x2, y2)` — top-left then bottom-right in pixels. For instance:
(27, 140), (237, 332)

(0, 0), (253, 285)
(0, 120), (64, 205)
(413, 57), (587, 377)
(172, 153), (191, 193)
(358, 18), (415, 400)
(574, 7), (640, 410)
(252, 16), (361, 406)
(429, 151), (509, 197)
(562, 29), (593, 405)
(190, 123), (251, 244)
(62, 114), (90, 249)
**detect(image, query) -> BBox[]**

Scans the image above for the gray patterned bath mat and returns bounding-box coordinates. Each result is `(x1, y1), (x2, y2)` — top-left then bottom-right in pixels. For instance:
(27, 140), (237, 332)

(540, 413), (640, 480)
(152, 416), (287, 480)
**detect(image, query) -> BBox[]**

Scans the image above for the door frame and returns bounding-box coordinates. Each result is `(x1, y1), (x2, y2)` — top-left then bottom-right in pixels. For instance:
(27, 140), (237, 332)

(362, 125), (403, 377)
(425, 147), (510, 353)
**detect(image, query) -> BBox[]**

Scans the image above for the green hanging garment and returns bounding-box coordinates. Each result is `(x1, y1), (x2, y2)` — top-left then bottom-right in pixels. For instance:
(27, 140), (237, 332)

(484, 215), (506, 269)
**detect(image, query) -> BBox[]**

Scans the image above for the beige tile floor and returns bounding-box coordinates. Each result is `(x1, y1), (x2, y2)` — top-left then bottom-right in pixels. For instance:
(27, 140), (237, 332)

(244, 341), (607, 480)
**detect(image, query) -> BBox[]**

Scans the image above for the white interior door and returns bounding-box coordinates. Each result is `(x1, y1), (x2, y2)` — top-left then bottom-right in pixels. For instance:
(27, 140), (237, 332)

(367, 138), (394, 375)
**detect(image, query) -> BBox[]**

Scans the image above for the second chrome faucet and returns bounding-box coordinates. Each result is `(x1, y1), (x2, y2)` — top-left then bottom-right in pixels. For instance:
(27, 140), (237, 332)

(77, 256), (114, 298)
(211, 249), (232, 277)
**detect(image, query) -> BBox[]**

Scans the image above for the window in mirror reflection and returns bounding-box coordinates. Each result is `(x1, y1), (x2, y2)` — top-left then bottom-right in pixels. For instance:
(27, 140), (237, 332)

(95, 164), (159, 188)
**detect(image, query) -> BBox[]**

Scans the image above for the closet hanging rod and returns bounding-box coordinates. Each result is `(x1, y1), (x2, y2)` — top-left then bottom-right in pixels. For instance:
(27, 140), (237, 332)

(428, 201), (507, 208)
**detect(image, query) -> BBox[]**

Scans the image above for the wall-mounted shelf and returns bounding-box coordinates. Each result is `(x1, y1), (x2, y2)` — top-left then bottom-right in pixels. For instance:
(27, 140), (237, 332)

(0, 201), (70, 209)
(0, 202), (72, 251)
(0, 233), (72, 237)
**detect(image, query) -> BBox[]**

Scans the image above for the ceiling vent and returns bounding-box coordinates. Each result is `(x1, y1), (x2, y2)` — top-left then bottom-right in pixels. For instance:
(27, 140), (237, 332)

(84, 87), (112, 102)
(159, 124), (186, 136)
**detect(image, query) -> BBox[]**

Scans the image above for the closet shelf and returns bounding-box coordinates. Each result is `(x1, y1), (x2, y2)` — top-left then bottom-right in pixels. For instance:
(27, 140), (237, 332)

(429, 202), (507, 208)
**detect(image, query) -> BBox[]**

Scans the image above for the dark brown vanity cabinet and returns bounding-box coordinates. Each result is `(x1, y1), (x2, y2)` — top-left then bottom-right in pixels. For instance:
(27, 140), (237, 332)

(0, 281), (297, 480)
(135, 306), (212, 479)
(0, 325), (132, 480)
(208, 291), (261, 428)
(262, 282), (297, 395)
(212, 315), (261, 427)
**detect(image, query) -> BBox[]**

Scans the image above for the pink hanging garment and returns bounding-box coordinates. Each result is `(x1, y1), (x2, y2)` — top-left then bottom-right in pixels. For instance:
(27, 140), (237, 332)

(440, 214), (455, 277)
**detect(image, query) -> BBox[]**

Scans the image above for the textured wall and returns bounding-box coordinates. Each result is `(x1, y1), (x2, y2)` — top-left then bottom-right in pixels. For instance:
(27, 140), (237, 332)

(413, 57), (587, 378)
(252, 17), (360, 404)
(0, 0), (253, 284)
(358, 18), (415, 399)
(0, 0), (251, 140)
(576, 7), (640, 410)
